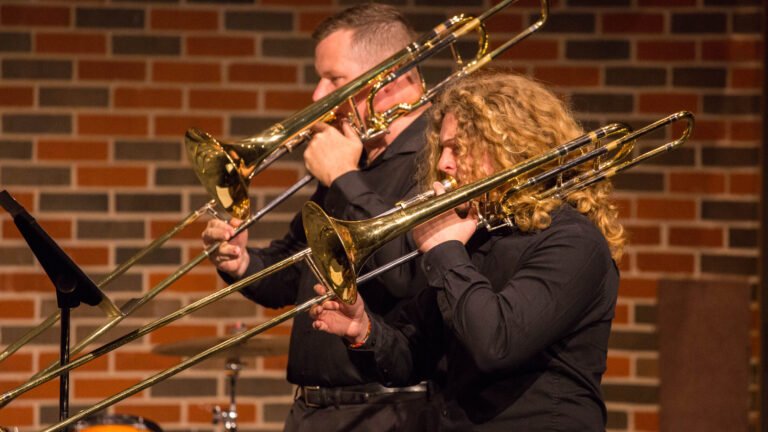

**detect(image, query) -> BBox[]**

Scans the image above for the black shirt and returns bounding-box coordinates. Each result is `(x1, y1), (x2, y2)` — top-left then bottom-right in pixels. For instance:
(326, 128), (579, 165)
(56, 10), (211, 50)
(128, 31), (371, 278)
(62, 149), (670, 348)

(231, 115), (427, 387)
(355, 205), (619, 431)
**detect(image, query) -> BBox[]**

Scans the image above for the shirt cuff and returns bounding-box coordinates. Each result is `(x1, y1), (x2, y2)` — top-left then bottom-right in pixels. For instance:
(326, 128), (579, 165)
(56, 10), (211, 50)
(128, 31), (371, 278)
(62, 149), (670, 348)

(421, 240), (471, 288)
(323, 170), (367, 217)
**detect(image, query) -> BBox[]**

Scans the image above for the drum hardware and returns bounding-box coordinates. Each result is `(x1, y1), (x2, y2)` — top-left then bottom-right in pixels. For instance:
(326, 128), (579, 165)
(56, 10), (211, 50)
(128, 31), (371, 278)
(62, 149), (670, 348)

(152, 330), (289, 432)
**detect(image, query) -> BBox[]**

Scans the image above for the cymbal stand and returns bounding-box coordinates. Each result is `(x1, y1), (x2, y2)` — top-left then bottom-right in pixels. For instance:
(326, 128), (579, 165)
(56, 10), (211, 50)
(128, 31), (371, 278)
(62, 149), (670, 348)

(213, 358), (242, 432)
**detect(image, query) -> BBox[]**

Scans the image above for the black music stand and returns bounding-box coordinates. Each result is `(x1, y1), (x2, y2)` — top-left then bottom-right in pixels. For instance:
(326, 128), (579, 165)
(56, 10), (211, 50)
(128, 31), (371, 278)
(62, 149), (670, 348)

(0, 190), (115, 430)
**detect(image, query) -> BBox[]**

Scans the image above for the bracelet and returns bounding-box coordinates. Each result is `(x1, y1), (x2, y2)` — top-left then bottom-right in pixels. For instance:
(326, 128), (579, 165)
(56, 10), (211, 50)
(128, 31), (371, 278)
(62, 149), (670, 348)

(348, 318), (372, 349)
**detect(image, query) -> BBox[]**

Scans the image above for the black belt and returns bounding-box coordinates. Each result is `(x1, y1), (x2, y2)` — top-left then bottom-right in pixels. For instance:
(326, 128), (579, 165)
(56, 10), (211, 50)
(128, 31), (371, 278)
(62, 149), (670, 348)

(297, 382), (428, 408)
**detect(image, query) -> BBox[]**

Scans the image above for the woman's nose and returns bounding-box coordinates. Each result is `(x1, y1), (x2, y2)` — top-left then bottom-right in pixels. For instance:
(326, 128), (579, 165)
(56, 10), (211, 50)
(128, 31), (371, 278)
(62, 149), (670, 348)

(437, 148), (456, 176)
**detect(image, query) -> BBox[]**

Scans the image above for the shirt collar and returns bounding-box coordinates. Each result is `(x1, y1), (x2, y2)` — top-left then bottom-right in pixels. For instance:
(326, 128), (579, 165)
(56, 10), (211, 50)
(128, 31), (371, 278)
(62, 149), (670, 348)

(362, 113), (428, 170)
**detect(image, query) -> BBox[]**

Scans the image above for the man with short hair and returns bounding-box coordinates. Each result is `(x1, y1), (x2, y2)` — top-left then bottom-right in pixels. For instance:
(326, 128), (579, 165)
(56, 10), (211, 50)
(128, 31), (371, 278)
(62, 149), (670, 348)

(202, 3), (430, 431)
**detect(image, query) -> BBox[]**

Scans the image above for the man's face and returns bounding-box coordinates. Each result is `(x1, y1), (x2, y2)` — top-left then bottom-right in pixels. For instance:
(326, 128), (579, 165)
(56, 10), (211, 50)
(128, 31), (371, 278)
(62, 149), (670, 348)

(313, 29), (368, 102)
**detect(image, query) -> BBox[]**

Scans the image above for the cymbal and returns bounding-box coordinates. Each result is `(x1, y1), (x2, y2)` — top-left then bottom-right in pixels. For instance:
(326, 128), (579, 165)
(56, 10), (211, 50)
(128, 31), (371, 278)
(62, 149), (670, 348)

(153, 335), (289, 359)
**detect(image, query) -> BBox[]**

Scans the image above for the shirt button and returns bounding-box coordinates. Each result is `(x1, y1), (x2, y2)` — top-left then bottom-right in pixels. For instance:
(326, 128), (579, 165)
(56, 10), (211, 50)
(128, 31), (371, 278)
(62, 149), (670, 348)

(425, 264), (432, 272)
(442, 409), (448, 416)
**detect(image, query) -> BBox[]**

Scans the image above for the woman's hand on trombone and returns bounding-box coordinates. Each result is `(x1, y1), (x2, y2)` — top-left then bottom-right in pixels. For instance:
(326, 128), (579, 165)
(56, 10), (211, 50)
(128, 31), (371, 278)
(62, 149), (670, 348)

(412, 181), (477, 252)
(310, 283), (371, 346)
(202, 218), (251, 279)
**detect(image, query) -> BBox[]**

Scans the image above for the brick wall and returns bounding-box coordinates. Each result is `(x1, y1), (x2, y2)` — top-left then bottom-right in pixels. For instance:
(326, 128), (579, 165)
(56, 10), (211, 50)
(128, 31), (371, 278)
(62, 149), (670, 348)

(0, 0), (762, 431)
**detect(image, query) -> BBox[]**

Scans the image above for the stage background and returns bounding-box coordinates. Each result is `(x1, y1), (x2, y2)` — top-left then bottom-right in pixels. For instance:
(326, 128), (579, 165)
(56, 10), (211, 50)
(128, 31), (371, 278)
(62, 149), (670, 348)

(0, 0), (762, 431)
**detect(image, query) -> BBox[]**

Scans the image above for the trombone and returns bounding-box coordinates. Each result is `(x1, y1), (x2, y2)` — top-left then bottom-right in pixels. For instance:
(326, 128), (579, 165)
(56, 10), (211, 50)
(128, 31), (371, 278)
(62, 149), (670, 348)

(1, 120), (626, 409)
(185, 0), (550, 219)
(23, 113), (693, 431)
(5, 0), (548, 371)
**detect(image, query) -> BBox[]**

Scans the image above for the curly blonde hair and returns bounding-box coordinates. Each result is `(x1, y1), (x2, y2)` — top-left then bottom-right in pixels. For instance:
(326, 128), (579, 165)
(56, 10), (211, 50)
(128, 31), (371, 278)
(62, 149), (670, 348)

(420, 69), (626, 260)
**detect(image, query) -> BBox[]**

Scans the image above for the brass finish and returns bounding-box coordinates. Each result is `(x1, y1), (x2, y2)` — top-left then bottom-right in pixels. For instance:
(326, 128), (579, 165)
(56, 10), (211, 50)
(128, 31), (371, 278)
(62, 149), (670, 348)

(185, 0), (549, 219)
(31, 112), (693, 431)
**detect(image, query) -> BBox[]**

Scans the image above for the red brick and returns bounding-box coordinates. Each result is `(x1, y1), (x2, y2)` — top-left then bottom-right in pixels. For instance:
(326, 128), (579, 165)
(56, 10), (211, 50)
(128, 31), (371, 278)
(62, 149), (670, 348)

(114, 87), (183, 109)
(498, 39), (558, 60)
(0, 406), (34, 426)
(625, 224), (661, 245)
(636, 252), (694, 273)
(190, 89), (259, 111)
(38, 139), (109, 161)
(613, 303), (629, 325)
(639, 0), (695, 5)
(2, 353), (33, 372)
(639, 93), (699, 114)
(79, 60), (147, 81)
(187, 36), (255, 57)
(636, 198), (696, 220)
(250, 167), (301, 188)
(669, 227), (723, 247)
(534, 66), (600, 87)
(613, 197), (633, 218)
(64, 246), (109, 266)
(731, 67), (762, 89)
(148, 272), (220, 293)
(0, 86), (34, 107)
(0, 272), (52, 293)
(482, 12), (525, 34)
(299, 11), (334, 33)
(262, 0), (331, 4)
(151, 9), (218, 31)
(685, 119), (726, 141)
(0, 299), (35, 318)
(74, 378), (145, 399)
(79, 114), (149, 136)
(634, 410), (659, 431)
(264, 90), (313, 111)
(151, 220), (208, 240)
(1, 5), (69, 26)
(637, 40), (696, 61)
(155, 115), (223, 137)
(115, 351), (180, 371)
(730, 120), (761, 142)
(669, 172), (726, 194)
(605, 354), (631, 377)
(702, 40), (763, 62)
(229, 63), (299, 84)
(149, 325), (218, 344)
(4, 219), (72, 240)
(78, 166), (148, 187)
(36, 32), (106, 54)
(153, 62), (221, 83)
(730, 173), (760, 195)
(603, 13), (664, 34)
(264, 354), (289, 371)
(620, 278), (658, 298)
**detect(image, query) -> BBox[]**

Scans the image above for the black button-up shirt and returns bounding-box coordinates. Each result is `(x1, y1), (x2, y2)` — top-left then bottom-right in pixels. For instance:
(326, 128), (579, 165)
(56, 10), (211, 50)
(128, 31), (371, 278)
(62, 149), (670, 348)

(231, 115), (427, 386)
(356, 205), (619, 431)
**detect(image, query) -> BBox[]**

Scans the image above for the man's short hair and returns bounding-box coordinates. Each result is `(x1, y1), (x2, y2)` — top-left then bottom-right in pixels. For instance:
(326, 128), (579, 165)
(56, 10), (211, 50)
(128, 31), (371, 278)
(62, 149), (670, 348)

(313, 3), (417, 65)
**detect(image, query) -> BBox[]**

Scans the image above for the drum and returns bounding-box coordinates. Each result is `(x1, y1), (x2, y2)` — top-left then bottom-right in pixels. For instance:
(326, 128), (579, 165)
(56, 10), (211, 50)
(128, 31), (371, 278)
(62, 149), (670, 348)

(74, 415), (162, 432)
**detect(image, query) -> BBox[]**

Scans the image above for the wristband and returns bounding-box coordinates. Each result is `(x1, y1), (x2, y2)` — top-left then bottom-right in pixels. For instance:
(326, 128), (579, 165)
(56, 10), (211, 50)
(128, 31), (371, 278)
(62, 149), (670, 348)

(348, 318), (371, 349)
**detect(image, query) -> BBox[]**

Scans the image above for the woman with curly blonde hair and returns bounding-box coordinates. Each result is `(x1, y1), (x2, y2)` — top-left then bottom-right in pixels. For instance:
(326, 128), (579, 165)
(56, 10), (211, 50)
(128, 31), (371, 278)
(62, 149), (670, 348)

(311, 69), (623, 431)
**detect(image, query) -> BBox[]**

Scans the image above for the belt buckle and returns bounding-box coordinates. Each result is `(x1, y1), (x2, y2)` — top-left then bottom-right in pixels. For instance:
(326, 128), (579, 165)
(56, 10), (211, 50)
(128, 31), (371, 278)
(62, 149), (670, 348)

(302, 386), (322, 408)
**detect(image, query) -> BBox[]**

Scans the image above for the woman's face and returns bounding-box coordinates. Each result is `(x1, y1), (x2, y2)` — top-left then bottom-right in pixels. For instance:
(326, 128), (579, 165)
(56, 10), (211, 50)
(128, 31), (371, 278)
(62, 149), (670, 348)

(437, 113), (495, 185)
